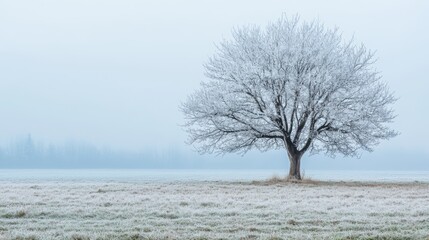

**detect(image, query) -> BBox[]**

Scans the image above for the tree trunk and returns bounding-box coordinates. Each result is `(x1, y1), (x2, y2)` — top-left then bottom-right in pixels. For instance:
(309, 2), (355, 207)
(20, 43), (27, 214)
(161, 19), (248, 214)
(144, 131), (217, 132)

(287, 151), (302, 180)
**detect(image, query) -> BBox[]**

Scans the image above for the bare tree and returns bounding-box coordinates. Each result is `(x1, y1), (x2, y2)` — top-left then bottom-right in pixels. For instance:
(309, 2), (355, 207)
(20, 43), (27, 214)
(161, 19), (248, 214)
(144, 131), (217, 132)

(181, 15), (397, 180)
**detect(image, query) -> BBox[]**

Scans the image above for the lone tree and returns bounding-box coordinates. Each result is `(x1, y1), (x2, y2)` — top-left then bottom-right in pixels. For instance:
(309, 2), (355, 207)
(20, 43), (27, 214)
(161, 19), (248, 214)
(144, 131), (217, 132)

(181, 16), (397, 180)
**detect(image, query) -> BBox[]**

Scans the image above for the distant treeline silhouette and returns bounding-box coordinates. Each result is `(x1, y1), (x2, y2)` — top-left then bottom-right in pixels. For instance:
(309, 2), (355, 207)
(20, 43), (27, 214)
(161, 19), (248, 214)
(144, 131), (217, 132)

(0, 135), (188, 168)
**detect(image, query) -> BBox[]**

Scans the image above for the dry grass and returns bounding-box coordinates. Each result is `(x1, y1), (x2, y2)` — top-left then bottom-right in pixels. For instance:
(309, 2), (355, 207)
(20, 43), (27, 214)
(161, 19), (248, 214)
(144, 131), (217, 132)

(2, 210), (27, 219)
(251, 175), (329, 185)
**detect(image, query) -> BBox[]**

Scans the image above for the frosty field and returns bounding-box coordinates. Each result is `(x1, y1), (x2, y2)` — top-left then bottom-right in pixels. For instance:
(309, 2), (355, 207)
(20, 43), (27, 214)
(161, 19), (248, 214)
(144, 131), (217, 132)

(1, 172), (429, 240)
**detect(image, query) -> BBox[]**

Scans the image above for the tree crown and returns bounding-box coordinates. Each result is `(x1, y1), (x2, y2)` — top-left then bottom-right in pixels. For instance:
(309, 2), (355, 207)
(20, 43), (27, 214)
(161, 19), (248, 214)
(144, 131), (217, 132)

(182, 15), (397, 157)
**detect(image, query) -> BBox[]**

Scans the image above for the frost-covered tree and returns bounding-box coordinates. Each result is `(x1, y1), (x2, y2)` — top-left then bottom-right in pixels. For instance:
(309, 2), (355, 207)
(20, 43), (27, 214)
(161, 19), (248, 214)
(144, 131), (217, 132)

(181, 16), (397, 180)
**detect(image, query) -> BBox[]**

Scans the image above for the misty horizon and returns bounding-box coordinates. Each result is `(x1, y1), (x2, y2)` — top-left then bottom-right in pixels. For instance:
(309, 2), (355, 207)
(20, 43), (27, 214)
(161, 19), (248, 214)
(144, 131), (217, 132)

(0, 134), (427, 170)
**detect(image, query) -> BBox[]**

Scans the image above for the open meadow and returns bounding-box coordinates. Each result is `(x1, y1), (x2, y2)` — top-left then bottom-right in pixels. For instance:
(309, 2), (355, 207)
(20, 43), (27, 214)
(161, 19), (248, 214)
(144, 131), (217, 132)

(1, 177), (429, 240)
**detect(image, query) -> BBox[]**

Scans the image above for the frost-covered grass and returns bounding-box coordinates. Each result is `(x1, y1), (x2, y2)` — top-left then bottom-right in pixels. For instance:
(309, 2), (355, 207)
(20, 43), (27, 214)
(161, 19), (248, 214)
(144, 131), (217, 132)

(0, 180), (428, 240)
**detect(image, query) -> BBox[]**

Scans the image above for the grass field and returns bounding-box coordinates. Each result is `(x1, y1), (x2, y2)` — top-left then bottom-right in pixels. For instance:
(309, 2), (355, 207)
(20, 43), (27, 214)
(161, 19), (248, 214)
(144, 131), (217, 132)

(1, 179), (428, 240)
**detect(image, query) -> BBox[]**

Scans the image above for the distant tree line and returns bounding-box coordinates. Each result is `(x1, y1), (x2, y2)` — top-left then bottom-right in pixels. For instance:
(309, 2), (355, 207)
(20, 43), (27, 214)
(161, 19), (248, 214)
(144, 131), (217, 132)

(0, 135), (188, 168)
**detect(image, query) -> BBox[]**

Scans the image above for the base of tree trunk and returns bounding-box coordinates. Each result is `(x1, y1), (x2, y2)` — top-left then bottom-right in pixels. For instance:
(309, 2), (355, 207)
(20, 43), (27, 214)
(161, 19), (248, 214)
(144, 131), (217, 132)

(287, 174), (302, 181)
(287, 152), (302, 181)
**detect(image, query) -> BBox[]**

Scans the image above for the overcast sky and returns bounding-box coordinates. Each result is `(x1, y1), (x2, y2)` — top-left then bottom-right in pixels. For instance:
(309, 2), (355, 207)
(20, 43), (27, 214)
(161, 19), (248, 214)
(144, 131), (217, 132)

(0, 0), (428, 169)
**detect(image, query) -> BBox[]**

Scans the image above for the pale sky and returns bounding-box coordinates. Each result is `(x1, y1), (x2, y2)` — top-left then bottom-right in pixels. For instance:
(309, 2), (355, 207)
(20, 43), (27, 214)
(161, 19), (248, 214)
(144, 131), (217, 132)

(0, 0), (428, 169)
